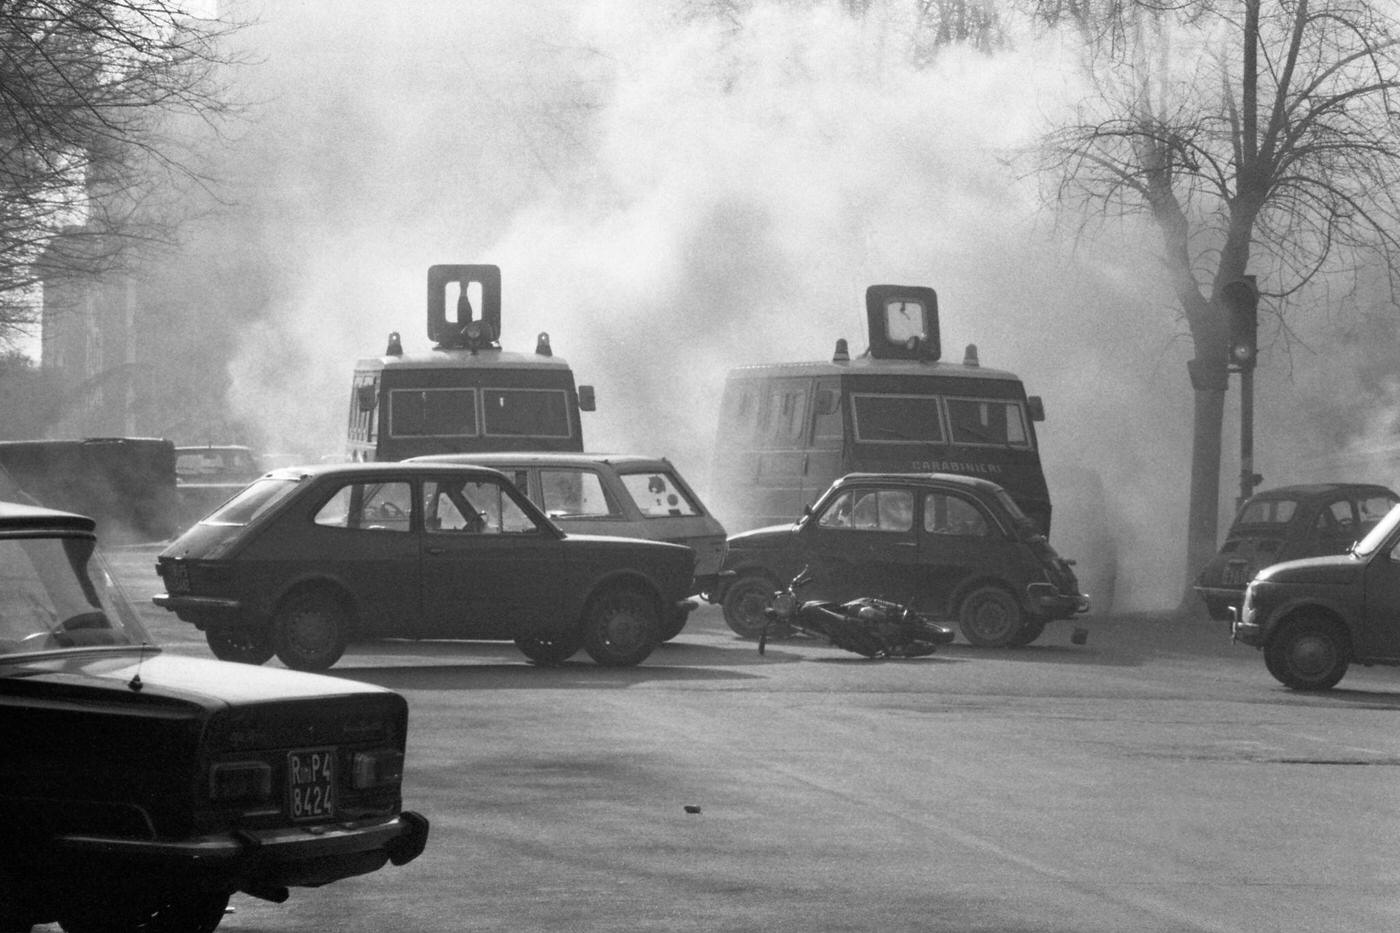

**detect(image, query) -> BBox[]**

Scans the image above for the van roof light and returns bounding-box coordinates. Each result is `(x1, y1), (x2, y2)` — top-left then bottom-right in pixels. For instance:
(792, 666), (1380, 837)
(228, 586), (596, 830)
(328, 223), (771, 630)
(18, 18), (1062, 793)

(832, 338), (850, 363)
(963, 344), (979, 367)
(385, 332), (403, 356)
(536, 332), (553, 357)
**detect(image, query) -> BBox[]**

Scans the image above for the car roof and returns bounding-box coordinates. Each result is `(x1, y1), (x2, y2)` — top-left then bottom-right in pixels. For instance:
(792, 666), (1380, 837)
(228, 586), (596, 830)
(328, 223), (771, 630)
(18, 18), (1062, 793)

(1247, 483), (1397, 501)
(409, 452), (674, 471)
(832, 472), (1006, 494)
(261, 461), (514, 481)
(0, 499), (96, 534)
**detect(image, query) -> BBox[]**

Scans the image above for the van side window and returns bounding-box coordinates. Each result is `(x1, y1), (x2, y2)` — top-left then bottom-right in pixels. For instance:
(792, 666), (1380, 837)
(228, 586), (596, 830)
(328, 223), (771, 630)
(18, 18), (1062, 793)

(812, 380), (842, 443)
(945, 398), (1029, 447)
(760, 380), (809, 447)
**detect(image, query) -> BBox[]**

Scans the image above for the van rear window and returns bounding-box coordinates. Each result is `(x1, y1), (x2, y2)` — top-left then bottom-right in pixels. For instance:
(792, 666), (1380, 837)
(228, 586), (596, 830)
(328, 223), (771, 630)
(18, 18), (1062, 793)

(852, 395), (943, 443)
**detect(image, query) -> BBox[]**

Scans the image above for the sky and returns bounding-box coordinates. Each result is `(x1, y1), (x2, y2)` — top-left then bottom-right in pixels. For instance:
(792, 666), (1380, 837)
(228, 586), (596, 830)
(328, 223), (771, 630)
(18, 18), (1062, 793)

(158, 0), (1400, 611)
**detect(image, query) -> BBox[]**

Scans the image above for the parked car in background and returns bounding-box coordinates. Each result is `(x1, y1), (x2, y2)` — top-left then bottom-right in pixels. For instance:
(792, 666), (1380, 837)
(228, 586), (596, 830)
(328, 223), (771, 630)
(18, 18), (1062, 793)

(711, 472), (1088, 647)
(410, 452), (725, 638)
(1195, 483), (1398, 621)
(0, 501), (428, 933)
(154, 462), (695, 670)
(1234, 500), (1400, 690)
(175, 444), (266, 529)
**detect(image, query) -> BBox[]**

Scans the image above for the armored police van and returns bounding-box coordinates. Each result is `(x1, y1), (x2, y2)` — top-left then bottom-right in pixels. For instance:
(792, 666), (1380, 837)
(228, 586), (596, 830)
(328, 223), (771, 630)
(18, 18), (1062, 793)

(713, 285), (1054, 535)
(347, 264), (595, 461)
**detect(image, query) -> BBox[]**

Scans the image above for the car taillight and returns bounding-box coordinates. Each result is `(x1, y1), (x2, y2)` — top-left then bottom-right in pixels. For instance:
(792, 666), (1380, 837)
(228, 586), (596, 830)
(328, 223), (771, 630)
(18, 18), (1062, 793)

(351, 750), (404, 789)
(210, 761), (273, 803)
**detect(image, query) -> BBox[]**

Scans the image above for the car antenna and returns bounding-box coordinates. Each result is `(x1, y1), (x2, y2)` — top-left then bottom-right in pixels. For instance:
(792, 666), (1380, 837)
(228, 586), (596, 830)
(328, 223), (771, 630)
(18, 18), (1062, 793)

(128, 643), (152, 692)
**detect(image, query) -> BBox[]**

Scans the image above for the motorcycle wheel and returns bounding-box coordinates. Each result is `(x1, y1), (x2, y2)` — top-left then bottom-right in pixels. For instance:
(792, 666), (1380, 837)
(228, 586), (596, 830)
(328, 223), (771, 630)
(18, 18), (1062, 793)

(721, 575), (777, 638)
(515, 629), (583, 665)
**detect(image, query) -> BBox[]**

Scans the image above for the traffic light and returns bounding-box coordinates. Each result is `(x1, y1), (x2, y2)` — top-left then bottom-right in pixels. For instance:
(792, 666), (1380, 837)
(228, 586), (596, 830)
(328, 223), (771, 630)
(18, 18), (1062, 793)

(1222, 277), (1259, 370)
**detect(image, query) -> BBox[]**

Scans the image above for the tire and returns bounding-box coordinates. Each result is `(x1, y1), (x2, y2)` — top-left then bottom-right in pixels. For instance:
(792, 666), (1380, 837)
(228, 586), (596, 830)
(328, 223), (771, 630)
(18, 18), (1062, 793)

(60, 891), (230, 933)
(1009, 618), (1047, 647)
(1264, 616), (1351, 691)
(581, 587), (659, 667)
(658, 604), (691, 642)
(958, 586), (1024, 648)
(515, 630), (583, 666)
(205, 627), (274, 664)
(272, 589), (349, 672)
(721, 574), (776, 638)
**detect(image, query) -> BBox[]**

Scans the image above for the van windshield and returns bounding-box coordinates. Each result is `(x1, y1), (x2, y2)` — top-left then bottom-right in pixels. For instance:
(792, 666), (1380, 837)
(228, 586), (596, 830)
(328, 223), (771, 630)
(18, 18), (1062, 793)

(204, 478), (301, 526)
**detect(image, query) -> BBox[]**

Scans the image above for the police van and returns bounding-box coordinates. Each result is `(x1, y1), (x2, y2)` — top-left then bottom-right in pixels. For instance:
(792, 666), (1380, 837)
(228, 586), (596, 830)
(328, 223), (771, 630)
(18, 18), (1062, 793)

(713, 285), (1053, 535)
(346, 264), (595, 462)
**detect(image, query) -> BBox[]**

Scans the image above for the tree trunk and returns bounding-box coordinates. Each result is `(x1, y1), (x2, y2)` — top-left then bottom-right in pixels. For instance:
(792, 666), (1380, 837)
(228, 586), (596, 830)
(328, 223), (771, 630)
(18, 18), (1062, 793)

(1182, 382), (1227, 613)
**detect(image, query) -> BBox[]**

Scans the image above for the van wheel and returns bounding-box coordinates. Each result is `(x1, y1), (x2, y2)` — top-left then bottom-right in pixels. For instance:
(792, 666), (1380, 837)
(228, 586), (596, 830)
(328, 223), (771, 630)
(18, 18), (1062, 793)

(959, 586), (1023, 648)
(1265, 616), (1350, 690)
(516, 630), (583, 666)
(205, 627), (274, 664)
(582, 588), (659, 667)
(722, 575), (776, 638)
(272, 590), (348, 671)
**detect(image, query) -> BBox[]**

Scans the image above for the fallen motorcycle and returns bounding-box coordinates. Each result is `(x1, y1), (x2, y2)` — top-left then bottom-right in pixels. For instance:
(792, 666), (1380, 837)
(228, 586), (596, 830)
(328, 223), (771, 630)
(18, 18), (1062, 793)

(760, 567), (956, 659)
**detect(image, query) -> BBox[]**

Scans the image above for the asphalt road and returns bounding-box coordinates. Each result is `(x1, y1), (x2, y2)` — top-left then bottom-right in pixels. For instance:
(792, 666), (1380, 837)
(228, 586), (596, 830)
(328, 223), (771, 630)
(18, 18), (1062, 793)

(81, 547), (1400, 933)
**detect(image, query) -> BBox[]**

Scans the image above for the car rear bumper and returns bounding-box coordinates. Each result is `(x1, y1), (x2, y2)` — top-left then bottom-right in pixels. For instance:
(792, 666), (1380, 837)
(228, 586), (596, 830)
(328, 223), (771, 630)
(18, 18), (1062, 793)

(55, 810), (430, 888)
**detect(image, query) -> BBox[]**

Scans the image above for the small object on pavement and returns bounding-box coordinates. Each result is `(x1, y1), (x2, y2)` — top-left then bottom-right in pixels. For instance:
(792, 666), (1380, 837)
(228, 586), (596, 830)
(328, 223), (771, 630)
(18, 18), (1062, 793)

(684, 805), (702, 814)
(1071, 627), (1089, 645)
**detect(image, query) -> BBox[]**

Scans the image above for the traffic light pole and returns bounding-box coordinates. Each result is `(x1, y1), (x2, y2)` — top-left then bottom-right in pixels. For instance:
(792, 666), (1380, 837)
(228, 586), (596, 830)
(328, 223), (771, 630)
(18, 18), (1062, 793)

(1238, 366), (1255, 511)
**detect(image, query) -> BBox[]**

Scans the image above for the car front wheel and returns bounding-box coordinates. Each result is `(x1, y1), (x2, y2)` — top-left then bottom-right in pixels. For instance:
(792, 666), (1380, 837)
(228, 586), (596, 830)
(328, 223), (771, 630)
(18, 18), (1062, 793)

(581, 588), (659, 667)
(205, 627), (274, 664)
(721, 574), (776, 638)
(272, 589), (348, 672)
(1264, 616), (1351, 690)
(958, 586), (1024, 648)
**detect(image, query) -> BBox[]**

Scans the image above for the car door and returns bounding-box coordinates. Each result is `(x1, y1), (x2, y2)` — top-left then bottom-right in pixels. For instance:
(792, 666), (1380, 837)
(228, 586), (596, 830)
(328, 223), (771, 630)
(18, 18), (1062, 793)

(800, 485), (918, 603)
(419, 475), (565, 637)
(1360, 538), (1400, 658)
(916, 489), (1010, 613)
(300, 478), (422, 637)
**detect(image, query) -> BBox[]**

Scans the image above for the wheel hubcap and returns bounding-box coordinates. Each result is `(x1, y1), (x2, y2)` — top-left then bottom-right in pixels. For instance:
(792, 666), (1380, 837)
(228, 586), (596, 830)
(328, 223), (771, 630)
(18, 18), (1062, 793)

(1291, 635), (1335, 678)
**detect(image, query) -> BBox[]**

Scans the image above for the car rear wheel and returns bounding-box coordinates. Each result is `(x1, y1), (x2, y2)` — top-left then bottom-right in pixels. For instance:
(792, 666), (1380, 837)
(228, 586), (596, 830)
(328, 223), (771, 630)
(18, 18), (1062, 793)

(1264, 616), (1350, 690)
(272, 590), (348, 672)
(515, 630), (583, 666)
(581, 587), (659, 667)
(60, 891), (230, 933)
(958, 586), (1024, 648)
(205, 627), (274, 665)
(721, 574), (776, 638)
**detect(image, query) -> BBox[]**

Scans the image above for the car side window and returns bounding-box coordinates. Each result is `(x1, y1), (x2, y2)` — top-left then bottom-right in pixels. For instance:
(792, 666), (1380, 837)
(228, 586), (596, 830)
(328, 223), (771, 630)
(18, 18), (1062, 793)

(540, 469), (616, 519)
(314, 481), (413, 532)
(1357, 495), (1397, 534)
(1317, 500), (1356, 539)
(924, 492), (990, 537)
(817, 489), (911, 532)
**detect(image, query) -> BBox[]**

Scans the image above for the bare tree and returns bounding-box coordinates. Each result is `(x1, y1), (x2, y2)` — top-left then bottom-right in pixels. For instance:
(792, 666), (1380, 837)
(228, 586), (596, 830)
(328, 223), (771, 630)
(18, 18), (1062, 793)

(1033, 0), (1400, 602)
(0, 1), (242, 349)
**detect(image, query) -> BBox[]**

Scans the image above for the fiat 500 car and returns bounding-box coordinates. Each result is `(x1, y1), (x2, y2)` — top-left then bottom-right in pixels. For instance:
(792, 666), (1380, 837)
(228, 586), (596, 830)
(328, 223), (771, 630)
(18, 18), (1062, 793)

(154, 462), (696, 670)
(712, 472), (1088, 647)
(410, 452), (725, 638)
(1194, 483), (1398, 621)
(1233, 500), (1400, 690)
(0, 501), (428, 933)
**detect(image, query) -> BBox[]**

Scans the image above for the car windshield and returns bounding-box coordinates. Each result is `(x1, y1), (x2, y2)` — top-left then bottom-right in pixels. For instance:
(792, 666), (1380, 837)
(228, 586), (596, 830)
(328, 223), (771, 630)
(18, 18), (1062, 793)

(0, 536), (152, 656)
(1352, 503), (1400, 558)
(204, 477), (301, 525)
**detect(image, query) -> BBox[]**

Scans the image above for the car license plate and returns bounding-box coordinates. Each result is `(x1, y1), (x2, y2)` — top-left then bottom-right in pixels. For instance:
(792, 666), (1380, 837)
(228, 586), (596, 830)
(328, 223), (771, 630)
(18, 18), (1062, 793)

(287, 748), (336, 820)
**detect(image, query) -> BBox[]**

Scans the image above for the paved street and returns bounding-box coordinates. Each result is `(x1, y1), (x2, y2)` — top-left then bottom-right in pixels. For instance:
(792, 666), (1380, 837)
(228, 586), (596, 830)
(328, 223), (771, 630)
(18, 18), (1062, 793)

(85, 547), (1400, 932)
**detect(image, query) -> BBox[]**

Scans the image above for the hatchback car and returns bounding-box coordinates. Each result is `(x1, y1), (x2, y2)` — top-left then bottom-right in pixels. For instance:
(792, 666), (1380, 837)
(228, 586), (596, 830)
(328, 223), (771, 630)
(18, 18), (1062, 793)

(712, 472), (1089, 647)
(411, 451), (725, 636)
(154, 462), (696, 670)
(0, 501), (428, 933)
(1194, 483), (1398, 621)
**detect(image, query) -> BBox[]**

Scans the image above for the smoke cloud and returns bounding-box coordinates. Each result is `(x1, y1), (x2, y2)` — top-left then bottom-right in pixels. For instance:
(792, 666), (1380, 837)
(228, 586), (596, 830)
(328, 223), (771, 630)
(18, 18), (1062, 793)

(181, 0), (1390, 611)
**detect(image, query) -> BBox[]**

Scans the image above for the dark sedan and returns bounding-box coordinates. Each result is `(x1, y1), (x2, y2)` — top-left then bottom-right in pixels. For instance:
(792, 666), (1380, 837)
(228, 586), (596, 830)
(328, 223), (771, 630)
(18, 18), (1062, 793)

(711, 472), (1088, 648)
(0, 501), (428, 933)
(1194, 482), (1398, 621)
(154, 462), (696, 670)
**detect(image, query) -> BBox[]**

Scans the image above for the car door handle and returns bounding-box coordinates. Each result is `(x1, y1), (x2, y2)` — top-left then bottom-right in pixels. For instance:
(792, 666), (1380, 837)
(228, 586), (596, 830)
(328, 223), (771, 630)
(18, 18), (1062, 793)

(893, 541), (917, 548)
(426, 546), (445, 555)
